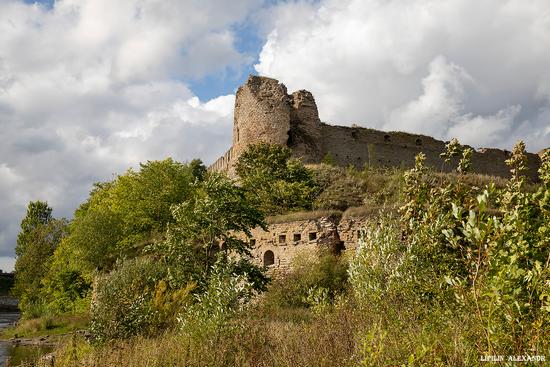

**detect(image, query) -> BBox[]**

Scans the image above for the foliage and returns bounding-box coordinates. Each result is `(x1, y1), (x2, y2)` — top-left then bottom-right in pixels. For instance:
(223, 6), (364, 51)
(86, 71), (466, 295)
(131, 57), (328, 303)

(13, 202), (68, 313)
(35, 159), (202, 316)
(0, 275), (14, 296)
(235, 143), (317, 215)
(348, 215), (413, 306)
(90, 257), (173, 342)
(90, 172), (269, 342)
(179, 258), (255, 341)
(66, 158), (200, 271)
(349, 139), (549, 364)
(15, 201), (53, 257)
(263, 252), (348, 309)
(157, 172), (268, 292)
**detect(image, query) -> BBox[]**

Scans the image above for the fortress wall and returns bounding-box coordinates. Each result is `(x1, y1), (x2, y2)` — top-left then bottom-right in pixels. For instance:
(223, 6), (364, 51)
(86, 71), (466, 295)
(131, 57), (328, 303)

(209, 75), (544, 181)
(210, 146), (234, 173)
(320, 124), (542, 181)
(336, 216), (369, 253)
(245, 216), (341, 273)
(320, 124), (439, 170)
(244, 210), (389, 272)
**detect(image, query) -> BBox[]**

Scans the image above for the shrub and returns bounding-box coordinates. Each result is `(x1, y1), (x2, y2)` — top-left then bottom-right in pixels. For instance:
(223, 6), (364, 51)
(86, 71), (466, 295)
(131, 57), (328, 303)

(179, 259), (255, 341)
(90, 257), (170, 342)
(263, 251), (348, 309)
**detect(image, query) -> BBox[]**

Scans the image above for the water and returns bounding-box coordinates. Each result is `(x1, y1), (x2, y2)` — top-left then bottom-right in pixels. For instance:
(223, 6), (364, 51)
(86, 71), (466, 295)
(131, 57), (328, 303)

(0, 312), (53, 367)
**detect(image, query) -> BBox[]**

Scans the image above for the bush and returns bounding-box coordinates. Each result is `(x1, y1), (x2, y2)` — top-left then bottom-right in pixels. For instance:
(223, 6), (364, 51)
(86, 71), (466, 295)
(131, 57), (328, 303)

(263, 252), (348, 310)
(179, 259), (255, 341)
(346, 142), (549, 364)
(90, 257), (169, 342)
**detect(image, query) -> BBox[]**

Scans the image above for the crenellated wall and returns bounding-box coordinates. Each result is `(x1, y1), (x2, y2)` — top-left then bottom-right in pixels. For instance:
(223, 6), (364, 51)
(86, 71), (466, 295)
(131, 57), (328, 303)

(209, 75), (544, 181)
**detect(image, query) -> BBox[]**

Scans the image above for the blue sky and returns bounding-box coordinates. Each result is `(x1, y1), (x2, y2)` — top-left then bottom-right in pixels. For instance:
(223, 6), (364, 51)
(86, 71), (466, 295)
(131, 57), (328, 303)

(0, 0), (549, 271)
(23, 0), (54, 8)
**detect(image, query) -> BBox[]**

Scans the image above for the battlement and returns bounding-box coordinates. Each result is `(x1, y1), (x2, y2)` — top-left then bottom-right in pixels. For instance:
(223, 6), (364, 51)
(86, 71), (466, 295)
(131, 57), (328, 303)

(210, 76), (543, 181)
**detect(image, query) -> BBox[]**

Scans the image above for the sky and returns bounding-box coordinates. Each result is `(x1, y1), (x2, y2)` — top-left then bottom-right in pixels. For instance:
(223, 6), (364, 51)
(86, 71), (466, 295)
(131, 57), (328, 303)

(1, 0), (549, 271)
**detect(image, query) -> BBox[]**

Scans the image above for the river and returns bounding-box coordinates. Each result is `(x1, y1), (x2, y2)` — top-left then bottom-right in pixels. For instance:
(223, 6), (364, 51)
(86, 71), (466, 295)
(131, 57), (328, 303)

(0, 311), (53, 367)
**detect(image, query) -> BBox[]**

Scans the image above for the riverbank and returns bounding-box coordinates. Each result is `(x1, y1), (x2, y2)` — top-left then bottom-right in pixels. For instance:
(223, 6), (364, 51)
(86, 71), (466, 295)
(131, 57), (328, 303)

(0, 313), (89, 340)
(0, 313), (89, 365)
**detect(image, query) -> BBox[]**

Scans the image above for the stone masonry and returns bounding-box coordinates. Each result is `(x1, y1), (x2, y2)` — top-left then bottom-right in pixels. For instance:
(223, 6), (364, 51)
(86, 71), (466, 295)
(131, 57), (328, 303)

(243, 211), (382, 273)
(210, 75), (544, 181)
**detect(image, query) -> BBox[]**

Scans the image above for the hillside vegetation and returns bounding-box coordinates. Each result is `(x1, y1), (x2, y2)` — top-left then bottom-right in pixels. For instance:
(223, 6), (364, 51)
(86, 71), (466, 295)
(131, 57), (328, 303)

(9, 141), (549, 366)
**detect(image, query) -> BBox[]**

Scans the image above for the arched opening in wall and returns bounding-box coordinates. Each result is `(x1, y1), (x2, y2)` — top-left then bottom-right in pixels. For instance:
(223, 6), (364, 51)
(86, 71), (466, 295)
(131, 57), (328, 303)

(415, 138), (422, 146)
(263, 250), (275, 267)
(384, 134), (391, 142)
(351, 130), (358, 139)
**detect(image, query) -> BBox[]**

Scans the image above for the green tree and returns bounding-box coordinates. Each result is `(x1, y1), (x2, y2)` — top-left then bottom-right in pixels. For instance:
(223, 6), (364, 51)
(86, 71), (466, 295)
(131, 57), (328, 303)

(13, 210), (68, 312)
(235, 143), (317, 215)
(15, 201), (52, 257)
(91, 172), (269, 341)
(58, 158), (197, 272)
(41, 158), (200, 313)
(159, 172), (268, 291)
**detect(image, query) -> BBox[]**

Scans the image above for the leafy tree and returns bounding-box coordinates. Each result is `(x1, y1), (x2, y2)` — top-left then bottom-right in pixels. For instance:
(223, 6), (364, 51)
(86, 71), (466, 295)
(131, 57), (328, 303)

(159, 172), (268, 291)
(235, 143), (317, 215)
(15, 201), (52, 257)
(13, 210), (68, 311)
(40, 158), (200, 314)
(91, 172), (269, 341)
(58, 158), (198, 272)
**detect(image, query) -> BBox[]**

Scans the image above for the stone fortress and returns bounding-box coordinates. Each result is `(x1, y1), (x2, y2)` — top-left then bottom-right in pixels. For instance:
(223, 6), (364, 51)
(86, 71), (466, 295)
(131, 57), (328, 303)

(210, 75), (545, 271)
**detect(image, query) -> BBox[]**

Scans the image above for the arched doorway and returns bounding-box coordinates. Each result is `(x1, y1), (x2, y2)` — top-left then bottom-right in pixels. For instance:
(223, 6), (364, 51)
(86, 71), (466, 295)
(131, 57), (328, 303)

(263, 250), (275, 267)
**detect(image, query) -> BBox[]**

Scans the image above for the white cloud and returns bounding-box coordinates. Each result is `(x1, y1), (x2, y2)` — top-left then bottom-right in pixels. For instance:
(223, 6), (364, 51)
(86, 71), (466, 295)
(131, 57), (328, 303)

(256, 0), (550, 152)
(0, 0), (258, 269)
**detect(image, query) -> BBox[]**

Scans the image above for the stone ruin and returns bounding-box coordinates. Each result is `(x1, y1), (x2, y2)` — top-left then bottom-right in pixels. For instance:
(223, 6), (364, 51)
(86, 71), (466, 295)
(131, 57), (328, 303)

(211, 75), (546, 272)
(210, 75), (543, 181)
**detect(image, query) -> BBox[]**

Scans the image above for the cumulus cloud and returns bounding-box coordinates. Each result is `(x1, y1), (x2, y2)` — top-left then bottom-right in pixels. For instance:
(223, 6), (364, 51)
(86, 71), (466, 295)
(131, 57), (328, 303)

(255, 0), (550, 152)
(0, 0), (257, 268)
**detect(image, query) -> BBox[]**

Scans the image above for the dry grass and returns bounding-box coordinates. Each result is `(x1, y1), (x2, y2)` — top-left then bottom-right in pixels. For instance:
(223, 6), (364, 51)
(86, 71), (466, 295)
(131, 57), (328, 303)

(266, 210), (342, 224)
(54, 304), (362, 367)
(341, 205), (398, 219)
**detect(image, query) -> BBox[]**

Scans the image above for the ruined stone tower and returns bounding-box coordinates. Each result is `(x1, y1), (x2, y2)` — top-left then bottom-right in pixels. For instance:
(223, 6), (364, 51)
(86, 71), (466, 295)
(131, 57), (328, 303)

(232, 76), (291, 159)
(210, 75), (543, 181)
(210, 75), (325, 175)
